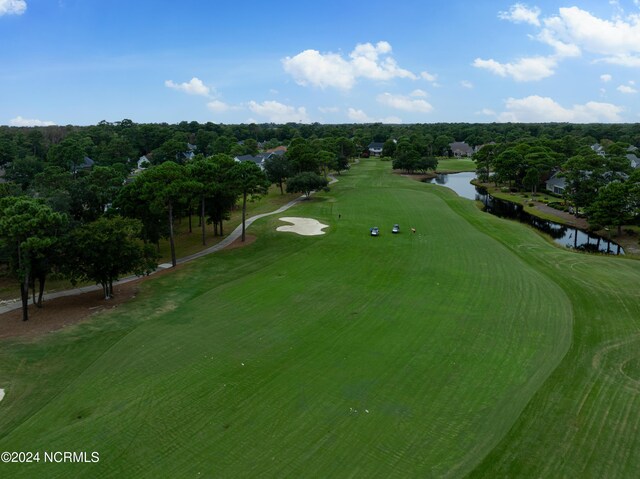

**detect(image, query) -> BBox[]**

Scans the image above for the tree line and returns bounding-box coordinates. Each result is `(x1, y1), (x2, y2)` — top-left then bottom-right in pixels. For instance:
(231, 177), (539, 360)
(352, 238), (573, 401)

(0, 124), (365, 322)
(472, 137), (640, 235)
(2, 120), (640, 320)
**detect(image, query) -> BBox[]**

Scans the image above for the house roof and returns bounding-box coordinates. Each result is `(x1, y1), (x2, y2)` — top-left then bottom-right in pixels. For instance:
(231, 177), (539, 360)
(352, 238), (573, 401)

(450, 141), (474, 154)
(545, 171), (566, 189)
(627, 153), (640, 168)
(266, 146), (287, 154)
(235, 154), (265, 165)
(368, 142), (385, 149)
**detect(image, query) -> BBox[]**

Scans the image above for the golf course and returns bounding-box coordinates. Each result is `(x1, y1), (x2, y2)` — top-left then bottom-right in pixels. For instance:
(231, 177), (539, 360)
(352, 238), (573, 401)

(1, 158), (640, 478)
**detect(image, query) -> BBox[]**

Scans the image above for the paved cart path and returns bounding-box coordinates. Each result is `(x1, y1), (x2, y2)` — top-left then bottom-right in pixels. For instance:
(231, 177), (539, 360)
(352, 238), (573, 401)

(0, 177), (338, 315)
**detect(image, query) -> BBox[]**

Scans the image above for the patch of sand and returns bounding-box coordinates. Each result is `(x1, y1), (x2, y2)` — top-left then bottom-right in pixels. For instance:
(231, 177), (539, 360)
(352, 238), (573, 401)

(277, 217), (329, 236)
(0, 389), (4, 402)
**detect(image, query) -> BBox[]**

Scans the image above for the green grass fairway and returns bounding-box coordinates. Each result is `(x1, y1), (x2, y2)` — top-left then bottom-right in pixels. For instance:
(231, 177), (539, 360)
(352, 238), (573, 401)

(436, 157), (476, 172)
(2, 159), (640, 477)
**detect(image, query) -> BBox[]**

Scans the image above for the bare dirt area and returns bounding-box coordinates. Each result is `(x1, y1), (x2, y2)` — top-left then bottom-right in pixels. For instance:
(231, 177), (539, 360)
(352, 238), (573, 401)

(0, 234), (257, 340)
(224, 234), (256, 250)
(0, 280), (142, 340)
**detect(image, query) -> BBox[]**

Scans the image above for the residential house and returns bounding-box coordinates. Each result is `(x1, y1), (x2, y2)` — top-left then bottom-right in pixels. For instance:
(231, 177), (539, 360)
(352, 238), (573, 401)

(265, 146), (287, 156)
(182, 143), (197, 161)
(234, 154), (267, 170)
(137, 155), (151, 170)
(627, 153), (640, 169)
(545, 171), (566, 195)
(449, 141), (474, 157)
(72, 156), (94, 174)
(368, 142), (384, 157)
(591, 143), (606, 157)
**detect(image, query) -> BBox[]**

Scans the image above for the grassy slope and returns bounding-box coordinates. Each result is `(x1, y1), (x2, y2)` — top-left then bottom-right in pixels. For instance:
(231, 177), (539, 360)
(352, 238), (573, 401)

(436, 158), (476, 173)
(0, 159), (638, 477)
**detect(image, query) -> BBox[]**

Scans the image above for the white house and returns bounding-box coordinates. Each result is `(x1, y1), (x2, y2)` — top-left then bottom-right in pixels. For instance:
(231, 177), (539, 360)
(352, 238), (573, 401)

(368, 142), (384, 157)
(545, 171), (566, 195)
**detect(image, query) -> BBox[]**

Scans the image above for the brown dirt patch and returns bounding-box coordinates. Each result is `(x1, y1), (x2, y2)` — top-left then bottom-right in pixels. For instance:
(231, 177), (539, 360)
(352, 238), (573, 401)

(224, 234), (257, 250)
(0, 280), (142, 340)
(0, 233), (259, 340)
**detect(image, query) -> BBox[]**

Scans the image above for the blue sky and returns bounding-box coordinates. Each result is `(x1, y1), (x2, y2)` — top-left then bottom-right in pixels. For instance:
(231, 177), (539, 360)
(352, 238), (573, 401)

(1, 0), (640, 125)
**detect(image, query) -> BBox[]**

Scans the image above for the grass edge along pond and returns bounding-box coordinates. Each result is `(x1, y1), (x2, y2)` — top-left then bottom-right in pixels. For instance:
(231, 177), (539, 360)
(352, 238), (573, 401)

(1, 159), (639, 478)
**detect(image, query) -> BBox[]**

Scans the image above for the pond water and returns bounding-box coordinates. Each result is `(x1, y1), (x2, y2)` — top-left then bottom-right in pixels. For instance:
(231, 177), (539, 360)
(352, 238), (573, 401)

(425, 173), (624, 255)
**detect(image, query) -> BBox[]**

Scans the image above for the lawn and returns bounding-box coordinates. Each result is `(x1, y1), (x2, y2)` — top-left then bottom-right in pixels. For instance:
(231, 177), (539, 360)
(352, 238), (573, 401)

(435, 157), (476, 173)
(1, 159), (640, 477)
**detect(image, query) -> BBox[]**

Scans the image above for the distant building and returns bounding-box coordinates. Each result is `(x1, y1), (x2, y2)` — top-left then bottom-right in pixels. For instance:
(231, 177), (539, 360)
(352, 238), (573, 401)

(627, 153), (640, 169)
(449, 141), (474, 157)
(368, 142), (385, 157)
(72, 156), (94, 173)
(591, 143), (606, 157)
(265, 146), (287, 155)
(234, 153), (271, 170)
(545, 171), (566, 195)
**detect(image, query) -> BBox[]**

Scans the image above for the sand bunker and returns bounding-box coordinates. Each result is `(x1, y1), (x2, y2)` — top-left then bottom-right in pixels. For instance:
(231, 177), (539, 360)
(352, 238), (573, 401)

(0, 389), (4, 403)
(277, 217), (328, 236)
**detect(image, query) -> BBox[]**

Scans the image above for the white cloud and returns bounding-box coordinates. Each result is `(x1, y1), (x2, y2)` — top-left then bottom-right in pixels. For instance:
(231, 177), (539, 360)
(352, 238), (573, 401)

(473, 56), (558, 81)
(498, 3), (541, 26)
(282, 50), (354, 89)
(164, 77), (211, 96)
(410, 89), (427, 97)
(497, 95), (623, 122)
(476, 108), (497, 116)
(282, 41), (416, 90)
(600, 73), (612, 82)
(420, 71), (437, 82)
(318, 106), (339, 113)
(247, 100), (310, 123)
(460, 80), (474, 89)
(0, 0), (26, 16)
(617, 84), (637, 93)
(535, 28), (581, 58)
(541, 6), (640, 66)
(480, 4), (640, 83)
(347, 108), (374, 123)
(376, 92), (433, 112)
(206, 100), (230, 112)
(9, 115), (55, 126)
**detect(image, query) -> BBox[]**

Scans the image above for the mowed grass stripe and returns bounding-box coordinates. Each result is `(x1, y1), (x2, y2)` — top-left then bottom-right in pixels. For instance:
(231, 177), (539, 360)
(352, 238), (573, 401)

(449, 194), (640, 478)
(1, 159), (573, 478)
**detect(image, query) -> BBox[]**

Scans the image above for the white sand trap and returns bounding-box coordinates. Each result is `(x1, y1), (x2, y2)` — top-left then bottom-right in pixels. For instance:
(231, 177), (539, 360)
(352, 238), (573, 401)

(277, 217), (328, 236)
(0, 389), (4, 403)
